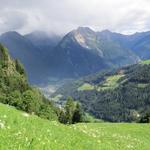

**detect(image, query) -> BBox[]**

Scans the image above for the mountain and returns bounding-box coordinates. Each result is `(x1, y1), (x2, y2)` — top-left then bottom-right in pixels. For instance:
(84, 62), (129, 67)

(2, 27), (150, 85)
(99, 30), (150, 59)
(25, 31), (62, 50)
(47, 27), (139, 78)
(48, 27), (108, 77)
(129, 32), (150, 59)
(96, 30), (140, 66)
(0, 31), (51, 84)
(25, 31), (63, 77)
(53, 60), (150, 122)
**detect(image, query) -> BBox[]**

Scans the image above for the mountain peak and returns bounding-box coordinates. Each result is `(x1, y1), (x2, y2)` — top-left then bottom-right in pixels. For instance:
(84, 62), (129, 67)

(77, 27), (94, 32)
(1, 31), (21, 37)
(100, 29), (112, 35)
(64, 27), (97, 50)
(25, 30), (57, 38)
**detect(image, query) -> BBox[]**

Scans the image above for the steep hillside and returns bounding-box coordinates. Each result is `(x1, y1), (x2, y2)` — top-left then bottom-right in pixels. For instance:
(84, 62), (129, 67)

(0, 103), (150, 150)
(53, 61), (150, 122)
(0, 44), (58, 121)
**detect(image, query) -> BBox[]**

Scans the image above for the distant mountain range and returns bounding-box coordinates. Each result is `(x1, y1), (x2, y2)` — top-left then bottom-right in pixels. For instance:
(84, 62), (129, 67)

(0, 27), (150, 84)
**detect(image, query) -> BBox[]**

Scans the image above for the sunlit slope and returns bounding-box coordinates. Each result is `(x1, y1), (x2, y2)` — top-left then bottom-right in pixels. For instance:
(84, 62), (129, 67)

(0, 103), (150, 150)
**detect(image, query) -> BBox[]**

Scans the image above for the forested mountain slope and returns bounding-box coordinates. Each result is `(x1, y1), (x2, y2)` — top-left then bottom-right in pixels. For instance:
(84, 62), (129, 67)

(53, 60), (150, 122)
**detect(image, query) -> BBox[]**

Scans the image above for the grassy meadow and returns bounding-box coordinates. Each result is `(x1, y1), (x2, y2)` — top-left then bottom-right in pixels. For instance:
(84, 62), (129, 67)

(78, 83), (94, 91)
(77, 74), (124, 92)
(0, 103), (150, 150)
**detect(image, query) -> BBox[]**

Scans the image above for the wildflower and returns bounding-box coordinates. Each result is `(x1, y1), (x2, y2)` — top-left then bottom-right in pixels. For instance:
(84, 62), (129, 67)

(97, 140), (101, 143)
(92, 133), (97, 138)
(127, 144), (134, 149)
(3, 115), (7, 118)
(0, 122), (5, 129)
(24, 137), (28, 141)
(22, 113), (29, 117)
(15, 131), (22, 136)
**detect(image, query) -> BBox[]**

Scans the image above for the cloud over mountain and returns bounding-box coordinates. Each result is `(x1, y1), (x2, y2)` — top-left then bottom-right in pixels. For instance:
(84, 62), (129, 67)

(0, 0), (150, 34)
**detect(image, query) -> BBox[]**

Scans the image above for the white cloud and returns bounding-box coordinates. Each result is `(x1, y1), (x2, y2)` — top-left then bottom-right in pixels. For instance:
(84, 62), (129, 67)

(0, 0), (150, 34)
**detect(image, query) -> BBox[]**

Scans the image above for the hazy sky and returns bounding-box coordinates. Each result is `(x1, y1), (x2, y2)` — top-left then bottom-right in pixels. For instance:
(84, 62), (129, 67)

(0, 0), (150, 34)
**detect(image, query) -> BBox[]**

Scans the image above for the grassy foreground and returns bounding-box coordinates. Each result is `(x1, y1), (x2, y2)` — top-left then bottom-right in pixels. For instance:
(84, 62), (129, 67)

(0, 103), (150, 150)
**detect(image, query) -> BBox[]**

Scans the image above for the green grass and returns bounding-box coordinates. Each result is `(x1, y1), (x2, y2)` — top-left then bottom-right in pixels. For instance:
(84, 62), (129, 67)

(78, 83), (94, 91)
(97, 75), (124, 91)
(0, 103), (150, 150)
(140, 60), (150, 65)
(137, 83), (149, 88)
(78, 75), (124, 92)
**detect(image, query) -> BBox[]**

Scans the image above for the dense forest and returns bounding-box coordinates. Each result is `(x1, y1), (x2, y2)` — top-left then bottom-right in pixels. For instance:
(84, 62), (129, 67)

(53, 61), (150, 122)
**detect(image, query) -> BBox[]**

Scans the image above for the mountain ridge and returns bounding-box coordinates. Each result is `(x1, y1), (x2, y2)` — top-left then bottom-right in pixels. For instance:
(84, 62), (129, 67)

(1, 27), (150, 84)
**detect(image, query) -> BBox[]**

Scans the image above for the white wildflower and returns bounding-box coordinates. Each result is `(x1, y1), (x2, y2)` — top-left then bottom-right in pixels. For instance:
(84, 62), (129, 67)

(97, 140), (101, 143)
(92, 133), (97, 138)
(15, 131), (22, 136)
(22, 113), (29, 117)
(3, 115), (7, 118)
(127, 144), (134, 149)
(25, 137), (28, 142)
(0, 122), (5, 129)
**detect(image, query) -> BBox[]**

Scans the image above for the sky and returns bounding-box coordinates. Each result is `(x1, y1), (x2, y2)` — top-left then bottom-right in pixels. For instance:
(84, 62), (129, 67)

(0, 0), (150, 35)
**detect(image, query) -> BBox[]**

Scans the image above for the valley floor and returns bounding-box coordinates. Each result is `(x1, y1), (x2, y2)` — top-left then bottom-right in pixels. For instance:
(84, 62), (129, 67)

(0, 103), (150, 150)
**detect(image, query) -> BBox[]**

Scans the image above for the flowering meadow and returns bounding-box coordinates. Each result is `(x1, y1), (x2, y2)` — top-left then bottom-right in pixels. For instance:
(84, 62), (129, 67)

(0, 103), (150, 150)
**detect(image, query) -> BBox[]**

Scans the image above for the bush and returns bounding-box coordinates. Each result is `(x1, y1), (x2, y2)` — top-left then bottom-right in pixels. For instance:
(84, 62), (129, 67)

(59, 97), (85, 124)
(140, 109), (150, 123)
